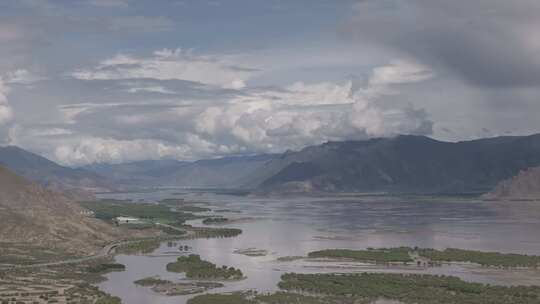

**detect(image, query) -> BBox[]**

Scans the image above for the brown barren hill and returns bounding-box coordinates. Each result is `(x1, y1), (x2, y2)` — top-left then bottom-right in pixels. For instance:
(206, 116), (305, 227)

(0, 165), (123, 255)
(484, 166), (540, 200)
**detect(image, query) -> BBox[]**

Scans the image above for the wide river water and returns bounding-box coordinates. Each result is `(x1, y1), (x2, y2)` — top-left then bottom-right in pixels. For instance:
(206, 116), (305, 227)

(96, 190), (540, 304)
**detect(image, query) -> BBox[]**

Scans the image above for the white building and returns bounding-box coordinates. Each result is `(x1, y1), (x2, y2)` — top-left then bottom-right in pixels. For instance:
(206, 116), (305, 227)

(115, 216), (143, 224)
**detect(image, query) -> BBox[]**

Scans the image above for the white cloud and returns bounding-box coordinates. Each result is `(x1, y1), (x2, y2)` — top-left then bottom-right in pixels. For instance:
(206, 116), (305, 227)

(54, 137), (199, 166)
(5, 69), (45, 84)
(71, 48), (257, 89)
(193, 62), (433, 152)
(126, 86), (176, 94)
(0, 78), (14, 125)
(368, 60), (433, 87)
(22, 60), (434, 166)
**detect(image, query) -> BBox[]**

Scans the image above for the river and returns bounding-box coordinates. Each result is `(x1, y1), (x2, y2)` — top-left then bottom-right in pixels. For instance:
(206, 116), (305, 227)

(96, 190), (540, 304)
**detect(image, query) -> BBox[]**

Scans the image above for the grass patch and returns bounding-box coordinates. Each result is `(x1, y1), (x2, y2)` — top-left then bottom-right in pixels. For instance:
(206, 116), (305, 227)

(254, 292), (344, 304)
(278, 272), (540, 304)
(202, 217), (229, 225)
(308, 247), (413, 263)
(80, 199), (198, 224)
(86, 263), (125, 274)
(172, 224), (242, 238)
(166, 254), (243, 280)
(308, 247), (540, 268)
(417, 248), (540, 268)
(134, 276), (170, 286)
(116, 240), (161, 255)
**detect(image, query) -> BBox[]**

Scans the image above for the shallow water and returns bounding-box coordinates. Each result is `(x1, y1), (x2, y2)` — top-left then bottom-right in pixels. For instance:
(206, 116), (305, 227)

(97, 190), (540, 304)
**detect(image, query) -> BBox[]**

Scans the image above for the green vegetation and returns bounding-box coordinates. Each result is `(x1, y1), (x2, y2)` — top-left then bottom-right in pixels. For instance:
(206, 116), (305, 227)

(417, 248), (540, 268)
(186, 277), (540, 304)
(187, 293), (254, 304)
(173, 224), (242, 238)
(134, 276), (224, 296)
(254, 292), (349, 304)
(278, 273), (540, 304)
(95, 295), (122, 304)
(86, 263), (126, 274)
(308, 247), (413, 263)
(308, 247), (540, 268)
(116, 239), (161, 255)
(276, 256), (304, 262)
(166, 254), (244, 280)
(157, 225), (187, 235)
(134, 276), (171, 286)
(190, 226), (242, 238)
(233, 248), (268, 257)
(202, 217), (229, 225)
(80, 199), (198, 224)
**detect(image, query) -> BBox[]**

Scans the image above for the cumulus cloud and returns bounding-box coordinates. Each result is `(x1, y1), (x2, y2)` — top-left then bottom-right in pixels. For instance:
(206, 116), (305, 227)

(345, 0), (540, 87)
(72, 48), (255, 89)
(41, 60), (433, 165)
(193, 60), (433, 151)
(55, 137), (189, 166)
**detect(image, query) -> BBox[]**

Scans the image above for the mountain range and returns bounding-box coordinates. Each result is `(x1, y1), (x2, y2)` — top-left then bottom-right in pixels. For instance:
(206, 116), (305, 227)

(82, 154), (275, 188)
(2, 133), (540, 195)
(247, 134), (540, 194)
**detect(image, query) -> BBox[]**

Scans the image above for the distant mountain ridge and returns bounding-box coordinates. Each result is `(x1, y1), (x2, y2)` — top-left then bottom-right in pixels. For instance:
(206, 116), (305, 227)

(0, 146), (110, 197)
(83, 154), (276, 188)
(249, 134), (540, 194)
(484, 166), (540, 200)
(5, 134), (540, 196)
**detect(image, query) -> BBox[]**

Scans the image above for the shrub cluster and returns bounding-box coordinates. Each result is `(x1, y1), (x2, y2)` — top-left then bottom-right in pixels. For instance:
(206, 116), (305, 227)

(166, 254), (243, 280)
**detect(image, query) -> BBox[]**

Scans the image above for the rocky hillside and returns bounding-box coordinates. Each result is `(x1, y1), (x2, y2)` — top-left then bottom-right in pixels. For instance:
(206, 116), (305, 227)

(484, 166), (540, 200)
(0, 165), (121, 255)
(249, 134), (540, 194)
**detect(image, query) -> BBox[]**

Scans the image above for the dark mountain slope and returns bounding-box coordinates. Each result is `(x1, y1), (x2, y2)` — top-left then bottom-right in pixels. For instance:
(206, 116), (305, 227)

(252, 134), (540, 194)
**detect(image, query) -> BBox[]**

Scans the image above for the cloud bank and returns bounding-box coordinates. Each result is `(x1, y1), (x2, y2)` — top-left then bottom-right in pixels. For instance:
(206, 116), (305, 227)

(72, 48), (256, 89)
(39, 58), (433, 166)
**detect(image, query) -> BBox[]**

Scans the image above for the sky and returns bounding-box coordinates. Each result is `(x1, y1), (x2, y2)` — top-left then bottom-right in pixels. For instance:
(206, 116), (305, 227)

(1, 0), (539, 166)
